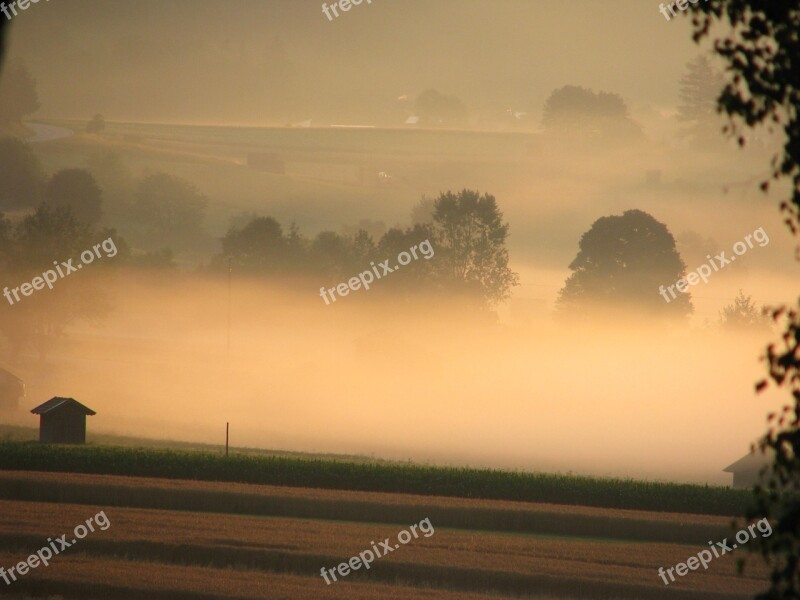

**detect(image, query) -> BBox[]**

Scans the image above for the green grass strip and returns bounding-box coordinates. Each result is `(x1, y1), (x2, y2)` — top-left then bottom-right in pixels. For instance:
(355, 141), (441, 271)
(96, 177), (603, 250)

(0, 441), (751, 516)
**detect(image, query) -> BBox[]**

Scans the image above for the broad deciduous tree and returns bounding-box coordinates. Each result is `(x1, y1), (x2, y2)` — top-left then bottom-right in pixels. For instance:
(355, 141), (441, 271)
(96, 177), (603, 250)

(540, 85), (642, 142)
(131, 172), (208, 253)
(0, 137), (42, 211)
(430, 189), (518, 307)
(0, 205), (122, 361)
(557, 209), (692, 318)
(45, 169), (104, 226)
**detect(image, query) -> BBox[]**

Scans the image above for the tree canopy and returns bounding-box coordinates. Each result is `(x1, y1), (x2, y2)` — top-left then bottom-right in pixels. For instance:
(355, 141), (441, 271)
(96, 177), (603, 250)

(216, 189), (517, 309)
(0, 137), (42, 211)
(86, 114), (105, 134)
(677, 55), (726, 144)
(557, 209), (692, 318)
(415, 89), (468, 127)
(718, 290), (770, 333)
(0, 205), (123, 360)
(45, 168), (104, 226)
(130, 172), (209, 253)
(540, 85), (642, 142)
(685, 2), (800, 597)
(0, 62), (39, 129)
(430, 190), (518, 306)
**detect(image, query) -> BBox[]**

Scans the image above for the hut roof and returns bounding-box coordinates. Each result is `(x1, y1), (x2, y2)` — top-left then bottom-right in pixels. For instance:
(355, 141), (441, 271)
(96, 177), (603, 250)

(0, 367), (23, 382)
(30, 397), (96, 416)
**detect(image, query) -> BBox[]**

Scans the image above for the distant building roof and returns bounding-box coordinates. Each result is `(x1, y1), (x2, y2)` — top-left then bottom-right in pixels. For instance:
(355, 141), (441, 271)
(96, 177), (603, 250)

(723, 451), (772, 473)
(330, 124), (376, 129)
(31, 397), (96, 416)
(0, 367), (23, 382)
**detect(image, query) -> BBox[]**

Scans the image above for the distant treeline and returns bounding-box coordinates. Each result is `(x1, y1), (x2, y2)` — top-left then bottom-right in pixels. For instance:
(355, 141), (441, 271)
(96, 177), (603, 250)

(0, 137), (517, 308)
(211, 189), (517, 308)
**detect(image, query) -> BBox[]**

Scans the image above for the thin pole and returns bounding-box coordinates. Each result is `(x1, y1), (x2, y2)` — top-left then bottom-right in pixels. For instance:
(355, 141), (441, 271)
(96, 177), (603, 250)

(226, 261), (231, 459)
(227, 258), (232, 364)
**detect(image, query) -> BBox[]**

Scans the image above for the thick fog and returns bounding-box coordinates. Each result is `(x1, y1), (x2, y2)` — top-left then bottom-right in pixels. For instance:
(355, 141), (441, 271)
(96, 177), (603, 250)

(2, 0), (798, 486)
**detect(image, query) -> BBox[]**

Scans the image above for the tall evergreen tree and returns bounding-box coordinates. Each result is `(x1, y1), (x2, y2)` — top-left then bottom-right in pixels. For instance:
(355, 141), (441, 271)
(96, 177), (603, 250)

(0, 62), (39, 129)
(677, 55), (726, 143)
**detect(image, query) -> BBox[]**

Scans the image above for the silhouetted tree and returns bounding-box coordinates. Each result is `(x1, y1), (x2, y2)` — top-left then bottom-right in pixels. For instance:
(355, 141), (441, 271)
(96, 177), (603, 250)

(339, 219), (386, 242)
(430, 189), (518, 306)
(542, 85), (626, 122)
(0, 205), (122, 360)
(0, 11), (7, 70)
(410, 195), (436, 226)
(284, 221), (308, 269)
(351, 229), (377, 264)
(372, 223), (436, 297)
(0, 211), (10, 267)
(0, 62), (39, 129)
(541, 85), (642, 141)
(675, 230), (718, 269)
(416, 89), (467, 127)
(677, 55), (726, 144)
(0, 137), (42, 211)
(86, 151), (132, 198)
(127, 248), (176, 270)
(85, 150), (134, 225)
(218, 217), (368, 279)
(310, 230), (354, 278)
(557, 209), (691, 318)
(86, 114), (105, 134)
(719, 290), (770, 332)
(212, 206), (510, 308)
(219, 216), (287, 273)
(131, 173), (208, 252)
(45, 169), (103, 226)
(10, 205), (92, 268)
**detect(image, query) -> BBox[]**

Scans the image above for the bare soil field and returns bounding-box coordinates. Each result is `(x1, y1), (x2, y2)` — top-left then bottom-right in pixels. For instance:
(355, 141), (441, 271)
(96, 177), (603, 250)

(0, 471), (769, 599)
